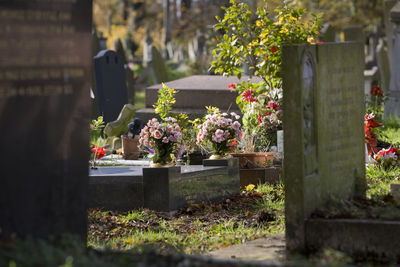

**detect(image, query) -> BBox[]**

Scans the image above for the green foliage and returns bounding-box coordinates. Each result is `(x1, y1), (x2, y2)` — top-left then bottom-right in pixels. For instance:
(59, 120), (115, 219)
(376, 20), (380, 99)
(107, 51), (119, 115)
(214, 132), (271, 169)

(90, 116), (107, 147)
(153, 83), (178, 120)
(211, 0), (321, 151)
(211, 0), (322, 86)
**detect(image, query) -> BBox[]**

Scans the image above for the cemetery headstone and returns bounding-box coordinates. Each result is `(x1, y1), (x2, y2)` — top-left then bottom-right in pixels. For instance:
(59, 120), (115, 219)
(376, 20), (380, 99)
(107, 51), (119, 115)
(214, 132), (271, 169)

(376, 40), (391, 93)
(149, 47), (169, 84)
(142, 29), (153, 67)
(113, 38), (135, 104)
(319, 23), (336, 43)
(94, 50), (128, 123)
(0, 0), (92, 240)
(384, 0), (397, 66)
(343, 25), (365, 43)
(385, 2), (400, 118)
(282, 43), (365, 251)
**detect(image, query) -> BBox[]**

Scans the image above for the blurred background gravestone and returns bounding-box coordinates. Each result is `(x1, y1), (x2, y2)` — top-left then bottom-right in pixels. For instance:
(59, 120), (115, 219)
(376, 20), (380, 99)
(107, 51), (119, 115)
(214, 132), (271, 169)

(94, 50), (128, 123)
(0, 0), (92, 241)
(385, 2), (400, 118)
(319, 23), (336, 43)
(149, 47), (169, 84)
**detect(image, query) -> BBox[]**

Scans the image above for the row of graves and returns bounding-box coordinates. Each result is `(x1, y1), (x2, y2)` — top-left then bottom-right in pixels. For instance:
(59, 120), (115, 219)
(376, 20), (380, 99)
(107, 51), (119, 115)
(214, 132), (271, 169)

(1, 0), (400, 264)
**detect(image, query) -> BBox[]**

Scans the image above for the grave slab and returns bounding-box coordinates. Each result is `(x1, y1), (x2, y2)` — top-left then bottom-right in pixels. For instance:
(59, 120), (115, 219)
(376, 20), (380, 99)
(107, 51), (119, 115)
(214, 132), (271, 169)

(89, 159), (240, 212)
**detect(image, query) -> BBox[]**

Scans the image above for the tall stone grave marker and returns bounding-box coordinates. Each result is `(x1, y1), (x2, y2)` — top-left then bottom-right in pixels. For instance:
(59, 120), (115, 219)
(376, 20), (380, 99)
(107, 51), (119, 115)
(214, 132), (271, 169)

(283, 43), (365, 251)
(384, 0), (397, 67)
(0, 0), (92, 240)
(94, 50), (128, 123)
(385, 2), (400, 118)
(149, 47), (169, 84)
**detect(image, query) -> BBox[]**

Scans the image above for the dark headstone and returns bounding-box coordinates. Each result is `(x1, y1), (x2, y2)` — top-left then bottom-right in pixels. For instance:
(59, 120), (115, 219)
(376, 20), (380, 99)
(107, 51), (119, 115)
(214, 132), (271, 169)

(94, 50), (128, 123)
(0, 0), (92, 241)
(343, 25), (365, 42)
(319, 23), (336, 43)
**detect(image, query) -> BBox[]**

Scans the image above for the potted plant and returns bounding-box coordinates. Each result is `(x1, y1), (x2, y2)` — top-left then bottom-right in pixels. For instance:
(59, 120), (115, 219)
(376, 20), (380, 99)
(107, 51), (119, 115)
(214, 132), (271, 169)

(196, 107), (241, 159)
(211, 0), (322, 165)
(121, 118), (143, 160)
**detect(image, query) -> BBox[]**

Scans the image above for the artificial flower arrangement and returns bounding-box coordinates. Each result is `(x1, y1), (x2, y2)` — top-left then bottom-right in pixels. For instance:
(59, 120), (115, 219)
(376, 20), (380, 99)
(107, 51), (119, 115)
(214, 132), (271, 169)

(138, 117), (182, 166)
(374, 147), (399, 170)
(196, 107), (241, 158)
(229, 82), (282, 152)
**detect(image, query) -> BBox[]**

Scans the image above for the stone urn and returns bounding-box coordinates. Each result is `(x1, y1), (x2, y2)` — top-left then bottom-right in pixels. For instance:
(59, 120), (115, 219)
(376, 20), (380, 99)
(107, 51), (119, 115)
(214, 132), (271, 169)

(230, 152), (276, 168)
(121, 136), (140, 160)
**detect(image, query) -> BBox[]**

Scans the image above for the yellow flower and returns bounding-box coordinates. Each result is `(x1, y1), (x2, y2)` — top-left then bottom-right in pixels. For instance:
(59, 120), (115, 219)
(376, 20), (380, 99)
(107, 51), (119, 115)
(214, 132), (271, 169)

(126, 238), (134, 244)
(256, 20), (262, 27)
(246, 184), (255, 192)
(307, 36), (315, 44)
(280, 27), (288, 34)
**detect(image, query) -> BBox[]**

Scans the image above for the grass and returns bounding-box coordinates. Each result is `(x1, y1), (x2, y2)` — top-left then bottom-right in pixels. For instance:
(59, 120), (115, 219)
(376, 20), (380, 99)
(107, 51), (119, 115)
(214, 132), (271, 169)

(87, 182), (285, 255)
(378, 115), (400, 146)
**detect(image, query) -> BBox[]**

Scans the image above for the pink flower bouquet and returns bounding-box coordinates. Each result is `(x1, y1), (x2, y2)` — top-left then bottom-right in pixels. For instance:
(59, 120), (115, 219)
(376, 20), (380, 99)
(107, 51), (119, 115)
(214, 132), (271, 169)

(139, 117), (181, 165)
(196, 110), (241, 157)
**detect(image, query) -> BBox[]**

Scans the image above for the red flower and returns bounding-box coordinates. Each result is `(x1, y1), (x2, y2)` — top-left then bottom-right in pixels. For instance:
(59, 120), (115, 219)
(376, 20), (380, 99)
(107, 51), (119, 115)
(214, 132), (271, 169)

(242, 89), (257, 103)
(370, 86), (383, 97)
(364, 113), (382, 128)
(316, 41), (324, 44)
(268, 101), (280, 111)
(229, 139), (238, 147)
(265, 55), (268, 61)
(270, 46), (278, 53)
(228, 83), (237, 90)
(257, 114), (264, 126)
(91, 145), (108, 159)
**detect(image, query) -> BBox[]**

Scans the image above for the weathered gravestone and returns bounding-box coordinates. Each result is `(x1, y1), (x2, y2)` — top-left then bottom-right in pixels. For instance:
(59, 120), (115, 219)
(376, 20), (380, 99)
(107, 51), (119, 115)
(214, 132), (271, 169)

(319, 23), (336, 43)
(376, 40), (391, 94)
(384, 0), (397, 67)
(385, 2), (400, 118)
(282, 43), (365, 251)
(343, 25), (365, 43)
(113, 38), (135, 105)
(0, 0), (92, 240)
(149, 47), (169, 84)
(94, 50), (128, 123)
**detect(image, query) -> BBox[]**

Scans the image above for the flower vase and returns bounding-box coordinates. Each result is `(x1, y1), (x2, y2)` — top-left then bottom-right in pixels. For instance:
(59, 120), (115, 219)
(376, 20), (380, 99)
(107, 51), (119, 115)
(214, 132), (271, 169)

(149, 161), (175, 168)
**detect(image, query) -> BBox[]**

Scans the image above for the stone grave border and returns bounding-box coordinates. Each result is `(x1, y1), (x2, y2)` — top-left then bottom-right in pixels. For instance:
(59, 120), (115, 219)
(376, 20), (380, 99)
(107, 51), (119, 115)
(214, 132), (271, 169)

(89, 158), (240, 212)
